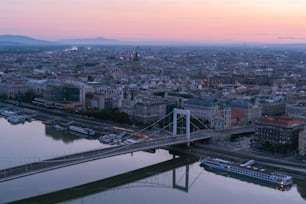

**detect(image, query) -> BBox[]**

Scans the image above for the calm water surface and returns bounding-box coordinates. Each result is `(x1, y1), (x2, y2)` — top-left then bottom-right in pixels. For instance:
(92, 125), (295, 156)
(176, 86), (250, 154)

(0, 117), (305, 204)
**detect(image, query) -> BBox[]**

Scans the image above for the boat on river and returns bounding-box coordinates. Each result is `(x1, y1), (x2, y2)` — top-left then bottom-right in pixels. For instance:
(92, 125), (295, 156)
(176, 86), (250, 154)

(200, 157), (292, 187)
(7, 115), (26, 124)
(68, 125), (95, 136)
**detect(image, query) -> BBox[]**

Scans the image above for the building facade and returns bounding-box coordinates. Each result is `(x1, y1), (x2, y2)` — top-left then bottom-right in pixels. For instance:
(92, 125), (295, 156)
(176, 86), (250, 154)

(134, 99), (167, 124)
(262, 101), (286, 116)
(298, 126), (306, 156)
(255, 117), (304, 152)
(33, 81), (82, 110)
(184, 98), (231, 129)
(230, 99), (262, 125)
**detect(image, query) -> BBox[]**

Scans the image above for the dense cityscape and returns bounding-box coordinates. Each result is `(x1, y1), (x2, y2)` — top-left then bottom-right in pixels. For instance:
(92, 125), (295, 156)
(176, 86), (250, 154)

(1, 0), (306, 203)
(1, 44), (306, 151)
(1, 42), (306, 202)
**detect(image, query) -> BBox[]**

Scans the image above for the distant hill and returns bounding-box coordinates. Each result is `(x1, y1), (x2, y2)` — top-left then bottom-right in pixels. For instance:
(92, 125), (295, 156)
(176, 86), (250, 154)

(0, 35), (56, 46)
(58, 37), (120, 45)
(1, 35), (306, 47)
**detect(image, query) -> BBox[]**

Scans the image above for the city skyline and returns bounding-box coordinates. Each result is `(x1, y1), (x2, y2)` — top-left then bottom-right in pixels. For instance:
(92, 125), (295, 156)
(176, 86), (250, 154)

(1, 0), (306, 43)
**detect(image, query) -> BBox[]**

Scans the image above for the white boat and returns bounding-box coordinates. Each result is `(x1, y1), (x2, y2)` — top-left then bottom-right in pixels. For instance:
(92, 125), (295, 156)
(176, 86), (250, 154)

(68, 125), (95, 136)
(54, 124), (66, 130)
(124, 138), (137, 144)
(98, 135), (113, 144)
(200, 158), (293, 187)
(7, 115), (26, 124)
(1, 110), (17, 118)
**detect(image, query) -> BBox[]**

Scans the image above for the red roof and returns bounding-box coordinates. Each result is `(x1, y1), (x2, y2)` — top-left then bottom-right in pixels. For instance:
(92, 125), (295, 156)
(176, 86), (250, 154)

(231, 109), (244, 119)
(257, 117), (304, 127)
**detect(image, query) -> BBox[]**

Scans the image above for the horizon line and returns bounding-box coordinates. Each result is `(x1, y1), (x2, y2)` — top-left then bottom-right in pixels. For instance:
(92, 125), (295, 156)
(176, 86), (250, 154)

(1, 34), (306, 46)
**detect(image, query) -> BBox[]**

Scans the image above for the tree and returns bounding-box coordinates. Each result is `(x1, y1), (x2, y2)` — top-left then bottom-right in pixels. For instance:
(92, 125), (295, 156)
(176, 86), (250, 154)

(78, 108), (131, 124)
(15, 90), (36, 103)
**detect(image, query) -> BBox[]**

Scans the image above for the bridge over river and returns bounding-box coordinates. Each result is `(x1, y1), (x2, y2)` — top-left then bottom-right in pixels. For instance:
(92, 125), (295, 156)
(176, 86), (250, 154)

(0, 109), (254, 182)
(0, 108), (254, 183)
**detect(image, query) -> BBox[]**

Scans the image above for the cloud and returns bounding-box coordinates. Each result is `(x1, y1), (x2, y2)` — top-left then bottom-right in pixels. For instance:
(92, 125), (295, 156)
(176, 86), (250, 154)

(223, 0), (241, 5)
(286, 0), (305, 5)
(255, 0), (273, 5)
(192, 0), (210, 5)
(278, 36), (306, 41)
(256, 32), (274, 36)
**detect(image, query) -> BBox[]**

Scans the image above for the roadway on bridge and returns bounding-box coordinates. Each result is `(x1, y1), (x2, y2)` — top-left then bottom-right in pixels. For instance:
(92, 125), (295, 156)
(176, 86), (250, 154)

(0, 133), (209, 183)
(0, 125), (254, 183)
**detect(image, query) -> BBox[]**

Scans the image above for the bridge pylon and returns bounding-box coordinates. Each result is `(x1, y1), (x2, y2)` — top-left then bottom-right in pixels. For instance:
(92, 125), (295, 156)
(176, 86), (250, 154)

(173, 108), (191, 147)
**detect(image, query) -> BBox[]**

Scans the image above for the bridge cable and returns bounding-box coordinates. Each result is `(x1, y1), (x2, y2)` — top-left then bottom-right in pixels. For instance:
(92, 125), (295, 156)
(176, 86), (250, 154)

(190, 113), (209, 129)
(146, 115), (185, 138)
(133, 111), (174, 134)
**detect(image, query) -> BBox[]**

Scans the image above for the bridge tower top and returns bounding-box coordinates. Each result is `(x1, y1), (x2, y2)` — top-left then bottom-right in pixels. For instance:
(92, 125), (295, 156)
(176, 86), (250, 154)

(173, 108), (191, 147)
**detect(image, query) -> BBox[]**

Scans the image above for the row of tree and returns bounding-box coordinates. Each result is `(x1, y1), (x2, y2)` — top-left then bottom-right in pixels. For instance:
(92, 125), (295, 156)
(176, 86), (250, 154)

(78, 108), (131, 124)
(0, 90), (36, 102)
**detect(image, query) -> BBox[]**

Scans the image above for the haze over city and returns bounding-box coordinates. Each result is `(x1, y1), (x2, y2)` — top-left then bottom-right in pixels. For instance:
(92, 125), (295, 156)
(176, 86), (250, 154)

(1, 0), (306, 43)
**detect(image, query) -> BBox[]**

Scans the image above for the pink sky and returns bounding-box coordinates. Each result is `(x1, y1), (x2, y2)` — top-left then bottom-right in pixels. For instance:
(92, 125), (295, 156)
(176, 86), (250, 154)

(1, 0), (306, 43)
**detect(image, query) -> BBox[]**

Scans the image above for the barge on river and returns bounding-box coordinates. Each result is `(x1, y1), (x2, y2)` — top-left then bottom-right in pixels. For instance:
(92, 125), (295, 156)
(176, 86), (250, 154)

(200, 158), (292, 187)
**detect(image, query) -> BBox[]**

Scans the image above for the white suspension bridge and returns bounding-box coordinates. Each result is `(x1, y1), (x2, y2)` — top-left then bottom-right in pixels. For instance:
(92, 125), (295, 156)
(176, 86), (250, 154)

(0, 108), (253, 183)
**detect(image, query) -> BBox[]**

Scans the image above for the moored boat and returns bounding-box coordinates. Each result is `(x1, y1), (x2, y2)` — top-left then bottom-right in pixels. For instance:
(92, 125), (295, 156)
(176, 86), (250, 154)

(68, 125), (95, 136)
(7, 115), (26, 124)
(54, 124), (66, 130)
(200, 157), (292, 187)
(1, 110), (17, 118)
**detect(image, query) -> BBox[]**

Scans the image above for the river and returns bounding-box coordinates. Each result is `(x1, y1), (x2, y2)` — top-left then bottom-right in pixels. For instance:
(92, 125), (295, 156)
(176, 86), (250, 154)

(0, 117), (305, 204)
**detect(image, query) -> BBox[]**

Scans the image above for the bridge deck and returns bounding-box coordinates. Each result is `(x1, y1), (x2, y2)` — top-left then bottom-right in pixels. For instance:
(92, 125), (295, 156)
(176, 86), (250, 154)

(0, 126), (253, 183)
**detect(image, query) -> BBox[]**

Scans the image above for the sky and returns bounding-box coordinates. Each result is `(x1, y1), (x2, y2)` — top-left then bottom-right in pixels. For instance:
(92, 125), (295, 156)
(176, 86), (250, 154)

(0, 0), (306, 43)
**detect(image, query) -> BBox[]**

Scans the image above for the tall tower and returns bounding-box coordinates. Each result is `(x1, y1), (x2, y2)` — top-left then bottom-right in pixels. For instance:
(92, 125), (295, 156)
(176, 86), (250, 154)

(224, 107), (231, 128)
(130, 48), (141, 73)
(173, 109), (191, 147)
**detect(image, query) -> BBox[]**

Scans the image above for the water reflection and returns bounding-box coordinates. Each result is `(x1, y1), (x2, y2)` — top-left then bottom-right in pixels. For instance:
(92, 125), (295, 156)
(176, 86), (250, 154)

(11, 155), (197, 204)
(296, 181), (306, 201)
(45, 125), (82, 144)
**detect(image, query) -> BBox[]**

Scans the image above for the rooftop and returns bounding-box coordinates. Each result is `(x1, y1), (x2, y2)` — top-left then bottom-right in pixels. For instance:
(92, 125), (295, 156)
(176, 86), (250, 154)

(257, 117), (304, 127)
(185, 98), (216, 107)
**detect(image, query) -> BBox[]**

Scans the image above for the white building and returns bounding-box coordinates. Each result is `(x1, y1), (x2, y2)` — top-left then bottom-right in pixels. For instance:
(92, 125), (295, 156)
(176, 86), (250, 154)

(184, 98), (231, 129)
